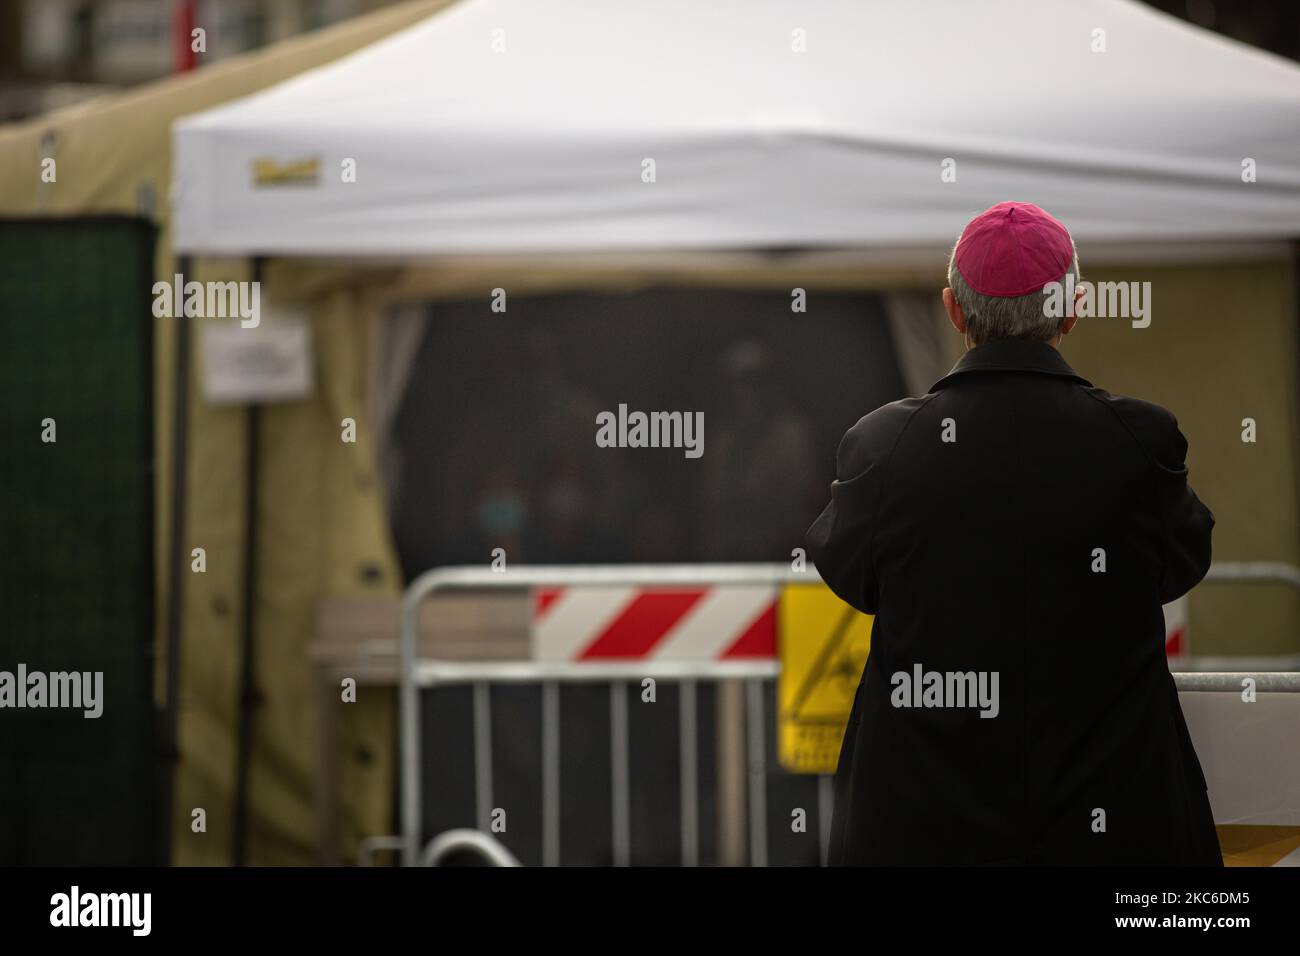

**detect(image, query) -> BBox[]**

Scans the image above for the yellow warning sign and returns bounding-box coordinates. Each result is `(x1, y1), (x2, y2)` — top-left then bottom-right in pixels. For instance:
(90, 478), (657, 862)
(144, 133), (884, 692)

(778, 584), (873, 774)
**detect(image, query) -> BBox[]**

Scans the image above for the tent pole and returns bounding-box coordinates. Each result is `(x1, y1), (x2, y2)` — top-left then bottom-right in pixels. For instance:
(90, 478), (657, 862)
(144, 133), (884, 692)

(1293, 240), (1300, 531)
(232, 257), (264, 866)
(158, 254), (192, 866)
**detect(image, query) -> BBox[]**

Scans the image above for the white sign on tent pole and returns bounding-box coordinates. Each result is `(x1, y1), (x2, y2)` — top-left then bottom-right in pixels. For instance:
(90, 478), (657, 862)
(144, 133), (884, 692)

(200, 313), (314, 406)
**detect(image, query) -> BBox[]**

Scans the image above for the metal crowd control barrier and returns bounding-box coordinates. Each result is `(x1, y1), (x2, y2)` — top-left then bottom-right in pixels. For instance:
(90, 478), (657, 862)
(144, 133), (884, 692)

(1173, 672), (1300, 692)
(398, 561), (1300, 867)
(421, 829), (522, 867)
(400, 563), (809, 867)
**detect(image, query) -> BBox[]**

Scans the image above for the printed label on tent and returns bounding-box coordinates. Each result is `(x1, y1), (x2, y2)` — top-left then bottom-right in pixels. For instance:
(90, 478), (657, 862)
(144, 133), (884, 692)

(778, 584), (873, 774)
(201, 315), (314, 405)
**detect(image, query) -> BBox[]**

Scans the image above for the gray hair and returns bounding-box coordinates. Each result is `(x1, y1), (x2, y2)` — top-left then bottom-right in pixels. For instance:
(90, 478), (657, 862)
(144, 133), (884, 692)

(946, 241), (1080, 347)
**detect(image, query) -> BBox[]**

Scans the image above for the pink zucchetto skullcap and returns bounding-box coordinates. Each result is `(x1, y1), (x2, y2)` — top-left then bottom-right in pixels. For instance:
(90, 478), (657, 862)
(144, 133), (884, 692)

(953, 201), (1074, 297)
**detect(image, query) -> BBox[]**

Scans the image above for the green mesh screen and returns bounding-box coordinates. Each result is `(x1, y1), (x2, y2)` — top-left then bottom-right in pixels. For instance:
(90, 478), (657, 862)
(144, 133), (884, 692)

(0, 217), (157, 864)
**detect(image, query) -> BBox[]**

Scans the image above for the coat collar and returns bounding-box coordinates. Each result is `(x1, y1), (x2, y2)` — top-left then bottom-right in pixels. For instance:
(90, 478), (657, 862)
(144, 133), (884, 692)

(930, 338), (1092, 392)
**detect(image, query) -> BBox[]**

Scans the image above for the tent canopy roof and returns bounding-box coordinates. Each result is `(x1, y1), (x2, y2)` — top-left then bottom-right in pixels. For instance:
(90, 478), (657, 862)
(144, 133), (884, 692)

(173, 0), (1300, 257)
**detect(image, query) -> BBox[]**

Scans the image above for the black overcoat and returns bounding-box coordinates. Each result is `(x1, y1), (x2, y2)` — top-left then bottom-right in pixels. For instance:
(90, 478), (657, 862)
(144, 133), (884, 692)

(806, 338), (1221, 865)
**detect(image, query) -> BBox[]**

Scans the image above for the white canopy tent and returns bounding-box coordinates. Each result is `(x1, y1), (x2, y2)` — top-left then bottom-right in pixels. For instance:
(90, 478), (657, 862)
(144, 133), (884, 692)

(172, 0), (1300, 257)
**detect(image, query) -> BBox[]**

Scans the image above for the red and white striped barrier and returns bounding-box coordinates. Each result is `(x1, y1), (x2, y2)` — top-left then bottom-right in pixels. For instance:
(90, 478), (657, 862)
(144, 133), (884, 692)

(1163, 596), (1187, 659)
(532, 587), (1188, 661)
(532, 585), (778, 661)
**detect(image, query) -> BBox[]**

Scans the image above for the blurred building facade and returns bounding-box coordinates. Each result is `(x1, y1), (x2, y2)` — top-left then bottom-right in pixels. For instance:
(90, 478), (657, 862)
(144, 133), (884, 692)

(0, 0), (406, 121)
(1147, 0), (1300, 61)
